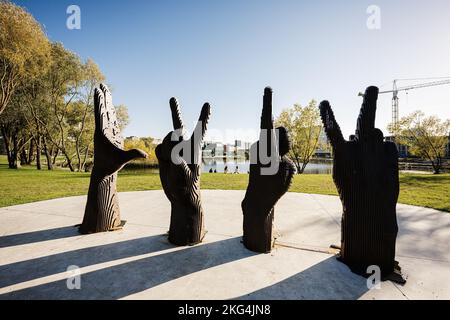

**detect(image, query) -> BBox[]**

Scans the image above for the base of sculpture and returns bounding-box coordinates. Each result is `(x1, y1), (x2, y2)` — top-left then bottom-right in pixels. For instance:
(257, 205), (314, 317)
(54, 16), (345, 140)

(335, 251), (406, 284)
(242, 205), (275, 254)
(167, 202), (206, 246)
(79, 172), (123, 234)
(78, 220), (126, 235)
(168, 230), (207, 246)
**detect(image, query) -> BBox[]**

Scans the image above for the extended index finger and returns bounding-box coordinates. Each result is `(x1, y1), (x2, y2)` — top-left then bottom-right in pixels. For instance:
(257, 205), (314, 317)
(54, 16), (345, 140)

(169, 97), (184, 130)
(260, 87), (274, 130)
(355, 86), (378, 138)
(192, 102), (211, 141)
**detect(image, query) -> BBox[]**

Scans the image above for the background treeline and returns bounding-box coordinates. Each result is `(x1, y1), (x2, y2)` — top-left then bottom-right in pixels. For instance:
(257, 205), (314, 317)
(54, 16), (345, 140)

(0, 1), (156, 171)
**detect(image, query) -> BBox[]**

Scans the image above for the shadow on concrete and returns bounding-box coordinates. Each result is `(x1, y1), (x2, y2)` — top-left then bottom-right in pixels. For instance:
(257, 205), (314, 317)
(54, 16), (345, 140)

(0, 236), (257, 299)
(235, 256), (371, 300)
(0, 234), (173, 288)
(0, 226), (81, 248)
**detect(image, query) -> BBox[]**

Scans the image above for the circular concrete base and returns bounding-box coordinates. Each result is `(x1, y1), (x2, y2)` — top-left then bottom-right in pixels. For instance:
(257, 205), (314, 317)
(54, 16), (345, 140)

(0, 190), (449, 299)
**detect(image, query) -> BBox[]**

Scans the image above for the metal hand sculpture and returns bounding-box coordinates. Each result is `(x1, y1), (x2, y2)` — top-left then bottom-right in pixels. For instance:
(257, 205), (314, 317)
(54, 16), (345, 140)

(155, 98), (211, 246)
(319, 86), (405, 283)
(79, 84), (147, 234)
(242, 87), (295, 253)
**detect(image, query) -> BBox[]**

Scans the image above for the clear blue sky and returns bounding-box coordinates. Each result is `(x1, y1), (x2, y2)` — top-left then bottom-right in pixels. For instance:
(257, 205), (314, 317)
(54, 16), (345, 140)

(14, 0), (450, 142)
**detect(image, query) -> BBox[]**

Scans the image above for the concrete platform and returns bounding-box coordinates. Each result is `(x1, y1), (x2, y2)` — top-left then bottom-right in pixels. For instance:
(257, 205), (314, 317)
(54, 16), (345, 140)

(0, 190), (448, 300)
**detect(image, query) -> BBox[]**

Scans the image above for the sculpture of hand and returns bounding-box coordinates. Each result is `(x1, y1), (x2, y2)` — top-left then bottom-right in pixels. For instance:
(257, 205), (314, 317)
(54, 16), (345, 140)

(242, 87), (295, 253)
(79, 84), (147, 234)
(155, 98), (211, 246)
(319, 86), (404, 282)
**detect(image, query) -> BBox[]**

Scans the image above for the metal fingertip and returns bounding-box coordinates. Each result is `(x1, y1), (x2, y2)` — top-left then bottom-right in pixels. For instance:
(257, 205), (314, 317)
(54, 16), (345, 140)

(319, 100), (331, 112)
(264, 86), (273, 95)
(365, 86), (379, 97)
(99, 83), (109, 93)
(169, 97), (178, 107)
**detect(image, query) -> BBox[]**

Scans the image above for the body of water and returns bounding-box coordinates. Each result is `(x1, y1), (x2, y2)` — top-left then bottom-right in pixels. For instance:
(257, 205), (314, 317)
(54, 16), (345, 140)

(202, 158), (333, 174)
(123, 158), (445, 175)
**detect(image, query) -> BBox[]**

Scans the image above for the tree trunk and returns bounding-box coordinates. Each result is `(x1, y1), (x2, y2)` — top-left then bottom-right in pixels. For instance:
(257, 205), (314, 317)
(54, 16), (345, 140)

(60, 147), (75, 171)
(52, 147), (59, 165)
(27, 139), (35, 165)
(43, 137), (53, 170)
(11, 133), (20, 169)
(300, 162), (308, 174)
(66, 155), (74, 172)
(35, 136), (42, 170)
(76, 139), (82, 172)
(1, 125), (17, 169)
(81, 145), (90, 172)
(432, 157), (442, 174)
(20, 147), (27, 166)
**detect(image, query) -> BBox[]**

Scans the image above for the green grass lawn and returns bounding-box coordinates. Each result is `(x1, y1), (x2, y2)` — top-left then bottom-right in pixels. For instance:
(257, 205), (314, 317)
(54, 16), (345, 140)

(0, 156), (449, 212)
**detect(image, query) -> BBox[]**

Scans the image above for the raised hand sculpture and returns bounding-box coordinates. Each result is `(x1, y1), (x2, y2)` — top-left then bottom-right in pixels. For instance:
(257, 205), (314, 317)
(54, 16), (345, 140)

(155, 98), (211, 246)
(242, 87), (295, 253)
(319, 86), (405, 283)
(79, 84), (147, 234)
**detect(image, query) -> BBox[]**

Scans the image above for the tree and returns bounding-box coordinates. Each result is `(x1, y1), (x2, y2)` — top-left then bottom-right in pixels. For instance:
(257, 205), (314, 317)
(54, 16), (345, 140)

(124, 136), (157, 163)
(0, 1), (50, 115)
(392, 111), (450, 174)
(0, 93), (30, 168)
(37, 43), (84, 171)
(115, 104), (130, 132)
(72, 59), (105, 171)
(20, 71), (52, 170)
(275, 100), (323, 173)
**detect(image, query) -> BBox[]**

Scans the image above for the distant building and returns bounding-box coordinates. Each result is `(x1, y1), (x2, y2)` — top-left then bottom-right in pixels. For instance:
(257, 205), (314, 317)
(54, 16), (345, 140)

(385, 135), (450, 159)
(385, 136), (408, 158)
(223, 144), (234, 157)
(202, 141), (250, 158)
(202, 142), (224, 158)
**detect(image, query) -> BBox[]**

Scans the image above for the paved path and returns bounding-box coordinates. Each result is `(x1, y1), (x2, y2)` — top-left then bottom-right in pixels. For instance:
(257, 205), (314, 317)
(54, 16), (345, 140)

(0, 190), (448, 300)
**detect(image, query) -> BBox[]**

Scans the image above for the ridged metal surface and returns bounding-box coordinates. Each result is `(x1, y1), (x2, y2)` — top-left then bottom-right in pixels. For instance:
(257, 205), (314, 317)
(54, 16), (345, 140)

(320, 86), (401, 279)
(156, 98), (210, 246)
(242, 87), (295, 253)
(79, 84), (146, 234)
